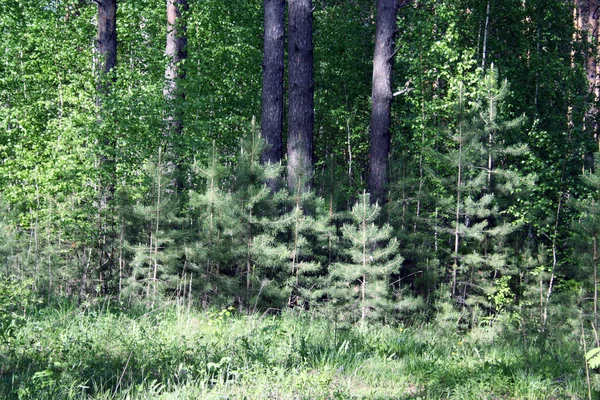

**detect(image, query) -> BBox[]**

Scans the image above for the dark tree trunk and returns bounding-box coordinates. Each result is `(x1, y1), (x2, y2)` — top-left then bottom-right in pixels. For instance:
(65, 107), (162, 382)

(261, 0), (285, 191)
(287, 0), (314, 194)
(97, 0), (117, 96)
(576, 0), (599, 170)
(94, 0), (118, 298)
(368, 0), (399, 205)
(164, 0), (188, 189)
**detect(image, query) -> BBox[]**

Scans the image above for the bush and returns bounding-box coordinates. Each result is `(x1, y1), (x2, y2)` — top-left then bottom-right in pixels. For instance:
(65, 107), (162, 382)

(0, 277), (38, 342)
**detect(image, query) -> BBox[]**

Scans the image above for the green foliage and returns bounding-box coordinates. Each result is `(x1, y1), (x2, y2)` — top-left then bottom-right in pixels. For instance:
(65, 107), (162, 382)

(329, 192), (403, 323)
(187, 121), (290, 309)
(0, 277), (38, 342)
(313, 0), (374, 195)
(0, 0), (599, 381)
(587, 347), (600, 369)
(0, 303), (587, 399)
(276, 187), (334, 310)
(120, 148), (186, 307)
(429, 71), (533, 320)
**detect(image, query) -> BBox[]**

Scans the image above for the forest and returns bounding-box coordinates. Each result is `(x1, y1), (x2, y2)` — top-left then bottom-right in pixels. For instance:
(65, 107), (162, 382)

(2, 0), (600, 398)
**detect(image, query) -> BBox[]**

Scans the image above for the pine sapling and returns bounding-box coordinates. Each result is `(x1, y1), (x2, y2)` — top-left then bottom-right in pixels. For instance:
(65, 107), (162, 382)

(330, 192), (402, 324)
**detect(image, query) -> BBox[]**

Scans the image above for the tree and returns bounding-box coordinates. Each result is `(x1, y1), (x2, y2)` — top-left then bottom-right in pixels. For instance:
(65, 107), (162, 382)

(368, 0), (400, 205)
(97, 0), (117, 96)
(287, 0), (315, 193)
(95, 0), (118, 297)
(575, 0), (600, 160)
(261, 0), (285, 192)
(330, 192), (402, 324)
(577, 0), (599, 101)
(164, 0), (188, 189)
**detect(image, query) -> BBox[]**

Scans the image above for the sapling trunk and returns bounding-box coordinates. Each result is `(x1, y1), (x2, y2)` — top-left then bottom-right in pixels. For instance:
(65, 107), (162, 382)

(581, 317), (593, 400)
(487, 69), (494, 190)
(415, 53), (426, 234)
(288, 183), (302, 307)
(34, 167), (40, 290)
(118, 214), (124, 298)
(188, 273), (193, 310)
(594, 230), (599, 346)
(246, 206), (253, 302)
(362, 194), (368, 322)
(452, 84), (465, 298)
(151, 148), (163, 308)
(347, 118), (353, 186)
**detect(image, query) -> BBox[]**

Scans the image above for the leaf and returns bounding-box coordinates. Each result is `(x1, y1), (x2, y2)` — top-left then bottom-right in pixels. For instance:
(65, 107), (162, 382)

(586, 347), (600, 369)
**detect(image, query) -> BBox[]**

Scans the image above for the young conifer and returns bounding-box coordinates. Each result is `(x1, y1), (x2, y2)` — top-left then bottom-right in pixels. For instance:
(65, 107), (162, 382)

(277, 186), (333, 309)
(329, 192), (403, 324)
(438, 69), (533, 318)
(234, 120), (287, 309)
(124, 147), (184, 307)
(388, 151), (440, 313)
(573, 153), (600, 341)
(187, 141), (239, 305)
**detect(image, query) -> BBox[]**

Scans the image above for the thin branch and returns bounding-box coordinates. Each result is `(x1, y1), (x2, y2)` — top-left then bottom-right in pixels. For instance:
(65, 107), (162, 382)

(388, 46), (400, 61)
(393, 88), (413, 96)
(399, 0), (413, 8)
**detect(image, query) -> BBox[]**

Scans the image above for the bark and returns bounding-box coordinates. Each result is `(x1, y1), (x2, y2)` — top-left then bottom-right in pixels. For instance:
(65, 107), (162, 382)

(164, 0), (188, 189)
(97, 0), (117, 96)
(368, 0), (399, 205)
(577, 0), (600, 161)
(585, 0), (599, 100)
(164, 0), (188, 104)
(96, 0), (118, 294)
(261, 0), (285, 191)
(481, 1), (490, 71)
(287, 0), (314, 194)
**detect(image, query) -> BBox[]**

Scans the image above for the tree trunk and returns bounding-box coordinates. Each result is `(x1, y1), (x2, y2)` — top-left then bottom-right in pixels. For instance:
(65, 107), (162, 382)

(368, 0), (399, 205)
(585, 0), (599, 101)
(97, 0), (117, 97)
(164, 0), (188, 106)
(164, 0), (188, 189)
(577, 0), (600, 162)
(96, 0), (118, 294)
(261, 0), (285, 192)
(287, 0), (314, 194)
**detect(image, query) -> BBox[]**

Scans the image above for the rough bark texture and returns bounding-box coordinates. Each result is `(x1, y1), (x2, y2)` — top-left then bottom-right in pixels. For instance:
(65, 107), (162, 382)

(95, 0), (118, 298)
(164, 0), (188, 104)
(287, 0), (314, 194)
(576, 0), (599, 168)
(261, 0), (285, 191)
(164, 0), (188, 189)
(368, 0), (399, 205)
(584, 0), (599, 99)
(97, 0), (117, 95)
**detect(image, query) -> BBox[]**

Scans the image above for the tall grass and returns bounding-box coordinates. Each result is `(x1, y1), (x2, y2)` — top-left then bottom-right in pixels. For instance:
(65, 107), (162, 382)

(0, 301), (588, 399)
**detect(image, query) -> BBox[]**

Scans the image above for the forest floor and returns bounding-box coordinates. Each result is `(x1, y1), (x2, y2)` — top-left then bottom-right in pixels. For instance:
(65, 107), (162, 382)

(0, 301), (590, 399)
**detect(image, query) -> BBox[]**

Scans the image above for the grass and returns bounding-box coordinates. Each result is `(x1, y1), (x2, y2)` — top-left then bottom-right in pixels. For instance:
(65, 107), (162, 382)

(0, 300), (590, 399)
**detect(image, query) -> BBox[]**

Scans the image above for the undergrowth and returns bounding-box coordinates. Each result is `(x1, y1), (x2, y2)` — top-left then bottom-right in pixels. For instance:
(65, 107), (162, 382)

(0, 300), (588, 399)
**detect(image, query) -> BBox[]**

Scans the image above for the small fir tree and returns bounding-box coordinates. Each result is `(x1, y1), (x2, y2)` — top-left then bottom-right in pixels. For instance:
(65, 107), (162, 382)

(329, 192), (403, 324)
(435, 69), (533, 320)
(186, 141), (240, 306)
(572, 153), (600, 342)
(278, 187), (333, 309)
(122, 147), (184, 307)
(188, 118), (289, 310)
(229, 119), (288, 310)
